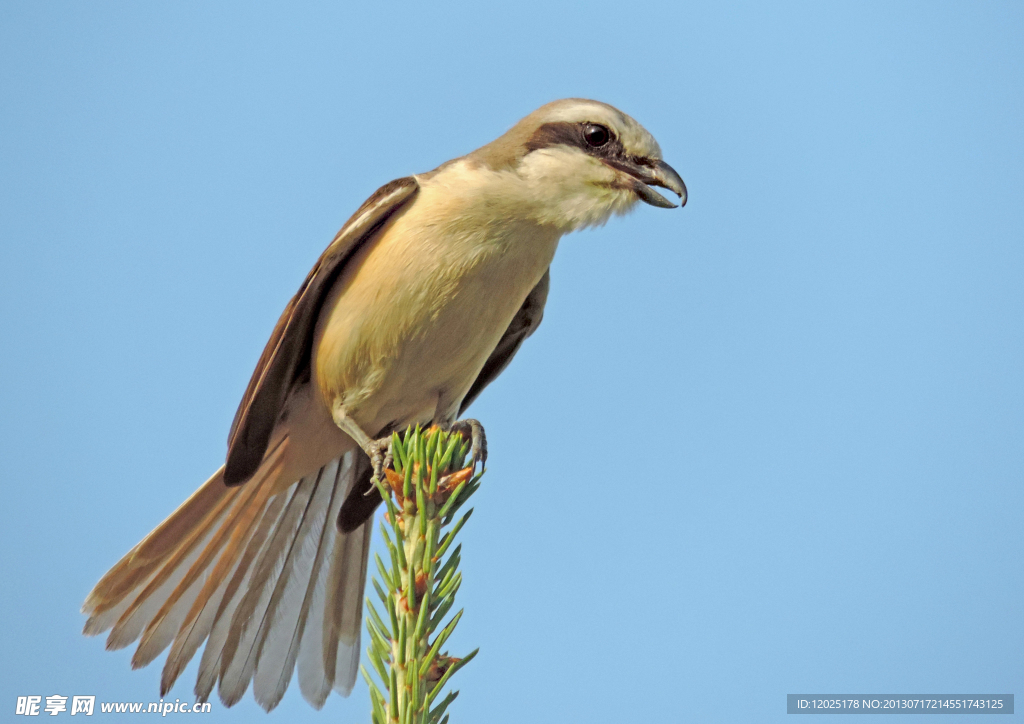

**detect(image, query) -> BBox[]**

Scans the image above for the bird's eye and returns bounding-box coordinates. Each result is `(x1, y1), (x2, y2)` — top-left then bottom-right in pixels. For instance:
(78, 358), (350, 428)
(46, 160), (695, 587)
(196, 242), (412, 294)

(583, 123), (610, 148)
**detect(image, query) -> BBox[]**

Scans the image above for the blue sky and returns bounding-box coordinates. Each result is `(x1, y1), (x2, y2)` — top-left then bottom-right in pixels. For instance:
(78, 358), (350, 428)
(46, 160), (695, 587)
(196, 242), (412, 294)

(1, 2), (1021, 722)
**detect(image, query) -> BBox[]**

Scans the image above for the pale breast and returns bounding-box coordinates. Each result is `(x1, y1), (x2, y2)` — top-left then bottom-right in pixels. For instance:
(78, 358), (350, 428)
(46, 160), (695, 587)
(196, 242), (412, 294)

(312, 162), (560, 435)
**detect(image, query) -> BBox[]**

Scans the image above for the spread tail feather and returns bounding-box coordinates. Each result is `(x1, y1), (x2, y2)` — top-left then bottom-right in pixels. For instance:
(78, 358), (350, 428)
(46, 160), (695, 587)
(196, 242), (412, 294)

(82, 447), (372, 711)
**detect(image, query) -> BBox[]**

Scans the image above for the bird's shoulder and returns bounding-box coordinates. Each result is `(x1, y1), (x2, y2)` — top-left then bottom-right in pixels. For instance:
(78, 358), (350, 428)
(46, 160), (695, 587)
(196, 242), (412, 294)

(224, 176), (420, 484)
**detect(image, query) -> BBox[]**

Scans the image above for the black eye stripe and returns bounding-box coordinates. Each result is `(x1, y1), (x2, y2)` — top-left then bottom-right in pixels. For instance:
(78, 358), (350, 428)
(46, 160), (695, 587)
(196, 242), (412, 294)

(524, 121), (627, 160)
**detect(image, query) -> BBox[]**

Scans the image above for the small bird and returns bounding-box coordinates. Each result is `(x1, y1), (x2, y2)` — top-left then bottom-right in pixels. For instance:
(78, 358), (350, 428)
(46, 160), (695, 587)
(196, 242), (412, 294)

(82, 98), (686, 711)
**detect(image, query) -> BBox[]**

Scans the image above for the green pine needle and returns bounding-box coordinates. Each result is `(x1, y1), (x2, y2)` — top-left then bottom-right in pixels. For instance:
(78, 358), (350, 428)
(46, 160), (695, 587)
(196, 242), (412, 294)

(363, 425), (483, 723)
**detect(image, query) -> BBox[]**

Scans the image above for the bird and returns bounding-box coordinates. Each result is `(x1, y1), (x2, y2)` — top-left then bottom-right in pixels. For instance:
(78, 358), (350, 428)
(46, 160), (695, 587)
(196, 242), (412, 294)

(81, 98), (686, 712)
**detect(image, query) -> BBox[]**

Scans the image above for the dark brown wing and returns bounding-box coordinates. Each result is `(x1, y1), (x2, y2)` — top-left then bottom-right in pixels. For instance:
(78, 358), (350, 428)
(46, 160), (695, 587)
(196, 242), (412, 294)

(458, 267), (550, 416)
(224, 177), (420, 485)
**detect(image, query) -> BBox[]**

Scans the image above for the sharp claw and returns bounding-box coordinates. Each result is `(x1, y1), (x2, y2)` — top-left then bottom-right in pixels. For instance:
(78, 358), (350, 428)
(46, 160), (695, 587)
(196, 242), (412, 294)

(450, 418), (487, 471)
(367, 435), (393, 483)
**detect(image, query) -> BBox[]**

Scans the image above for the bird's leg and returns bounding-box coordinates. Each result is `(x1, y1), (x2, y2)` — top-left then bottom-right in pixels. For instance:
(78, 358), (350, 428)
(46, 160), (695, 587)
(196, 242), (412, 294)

(332, 403), (393, 483)
(369, 439), (394, 485)
(447, 418), (487, 470)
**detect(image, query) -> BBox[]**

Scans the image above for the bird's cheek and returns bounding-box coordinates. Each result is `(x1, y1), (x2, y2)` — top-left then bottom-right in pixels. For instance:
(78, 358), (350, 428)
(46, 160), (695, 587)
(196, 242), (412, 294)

(598, 174), (644, 211)
(559, 185), (632, 230)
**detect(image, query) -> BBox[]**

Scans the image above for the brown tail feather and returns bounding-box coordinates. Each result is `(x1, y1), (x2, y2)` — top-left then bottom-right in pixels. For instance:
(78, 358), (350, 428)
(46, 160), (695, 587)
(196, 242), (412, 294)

(325, 507), (373, 696)
(84, 441), (372, 712)
(161, 487), (284, 697)
(297, 456), (353, 707)
(81, 467), (239, 630)
(107, 450), (278, 653)
(130, 444), (288, 668)
(194, 488), (291, 702)
(252, 462), (343, 710)
(217, 472), (319, 705)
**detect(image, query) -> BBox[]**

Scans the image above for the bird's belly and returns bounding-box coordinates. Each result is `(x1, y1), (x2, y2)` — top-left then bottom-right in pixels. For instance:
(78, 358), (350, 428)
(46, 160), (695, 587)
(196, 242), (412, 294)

(312, 194), (559, 436)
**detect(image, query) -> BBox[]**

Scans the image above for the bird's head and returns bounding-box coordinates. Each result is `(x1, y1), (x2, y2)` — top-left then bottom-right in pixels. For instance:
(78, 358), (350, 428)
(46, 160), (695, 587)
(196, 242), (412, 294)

(468, 98), (686, 231)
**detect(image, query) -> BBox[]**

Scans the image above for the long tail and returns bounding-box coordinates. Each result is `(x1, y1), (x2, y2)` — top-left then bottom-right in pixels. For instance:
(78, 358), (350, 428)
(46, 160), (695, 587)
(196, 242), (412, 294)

(81, 446), (372, 711)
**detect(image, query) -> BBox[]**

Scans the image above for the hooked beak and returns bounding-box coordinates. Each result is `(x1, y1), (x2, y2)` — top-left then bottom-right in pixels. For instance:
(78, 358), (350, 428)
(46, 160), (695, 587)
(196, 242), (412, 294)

(604, 157), (687, 209)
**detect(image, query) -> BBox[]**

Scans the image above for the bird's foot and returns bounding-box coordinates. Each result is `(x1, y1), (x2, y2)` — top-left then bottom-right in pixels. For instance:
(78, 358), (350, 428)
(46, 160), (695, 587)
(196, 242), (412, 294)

(367, 435), (393, 485)
(448, 418), (487, 471)
(331, 402), (394, 484)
